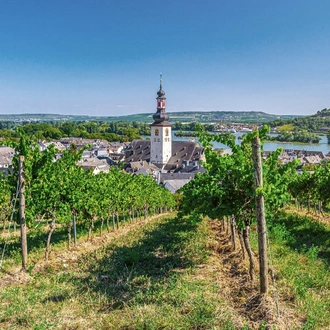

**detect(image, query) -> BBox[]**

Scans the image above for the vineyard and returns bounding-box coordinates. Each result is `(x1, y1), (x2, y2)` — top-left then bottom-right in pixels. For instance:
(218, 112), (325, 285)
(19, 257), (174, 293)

(1, 127), (330, 329)
(0, 133), (176, 266)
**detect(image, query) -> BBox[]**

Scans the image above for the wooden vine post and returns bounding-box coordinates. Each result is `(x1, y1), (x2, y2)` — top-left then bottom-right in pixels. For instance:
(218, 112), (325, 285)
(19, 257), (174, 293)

(19, 156), (28, 270)
(252, 136), (268, 294)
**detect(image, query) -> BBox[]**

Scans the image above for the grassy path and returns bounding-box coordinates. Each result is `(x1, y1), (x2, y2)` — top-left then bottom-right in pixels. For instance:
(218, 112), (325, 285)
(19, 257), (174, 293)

(1, 211), (330, 329)
(255, 210), (330, 329)
(0, 214), (236, 329)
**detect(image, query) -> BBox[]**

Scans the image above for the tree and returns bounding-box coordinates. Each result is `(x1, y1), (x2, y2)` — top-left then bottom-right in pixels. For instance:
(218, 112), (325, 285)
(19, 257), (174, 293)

(179, 125), (297, 294)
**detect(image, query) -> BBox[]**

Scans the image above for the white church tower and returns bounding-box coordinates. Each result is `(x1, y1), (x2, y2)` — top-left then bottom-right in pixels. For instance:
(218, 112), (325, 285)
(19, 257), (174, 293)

(150, 75), (172, 164)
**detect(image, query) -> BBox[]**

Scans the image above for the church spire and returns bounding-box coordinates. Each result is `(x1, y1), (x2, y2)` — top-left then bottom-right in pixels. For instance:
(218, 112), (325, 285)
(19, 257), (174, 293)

(150, 75), (172, 165)
(159, 73), (163, 91)
(157, 73), (166, 99)
(153, 74), (169, 124)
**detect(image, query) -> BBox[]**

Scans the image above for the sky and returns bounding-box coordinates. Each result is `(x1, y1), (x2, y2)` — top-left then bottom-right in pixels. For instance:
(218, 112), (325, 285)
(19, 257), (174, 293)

(0, 0), (329, 117)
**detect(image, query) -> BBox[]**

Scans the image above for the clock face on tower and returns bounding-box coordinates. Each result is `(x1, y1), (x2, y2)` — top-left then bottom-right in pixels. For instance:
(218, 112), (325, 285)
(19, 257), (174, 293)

(165, 128), (169, 136)
(155, 129), (159, 136)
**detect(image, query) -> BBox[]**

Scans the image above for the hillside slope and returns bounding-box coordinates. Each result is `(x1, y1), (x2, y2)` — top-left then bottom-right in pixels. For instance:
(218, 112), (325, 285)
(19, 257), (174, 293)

(269, 108), (330, 132)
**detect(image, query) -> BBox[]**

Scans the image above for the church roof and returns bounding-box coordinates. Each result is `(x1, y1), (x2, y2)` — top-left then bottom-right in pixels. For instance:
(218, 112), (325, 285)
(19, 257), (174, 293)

(163, 180), (191, 193)
(157, 85), (165, 98)
(124, 140), (204, 173)
(151, 112), (171, 126)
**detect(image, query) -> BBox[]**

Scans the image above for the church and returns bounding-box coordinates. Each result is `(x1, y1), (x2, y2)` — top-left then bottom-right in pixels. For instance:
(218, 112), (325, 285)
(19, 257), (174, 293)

(124, 76), (205, 182)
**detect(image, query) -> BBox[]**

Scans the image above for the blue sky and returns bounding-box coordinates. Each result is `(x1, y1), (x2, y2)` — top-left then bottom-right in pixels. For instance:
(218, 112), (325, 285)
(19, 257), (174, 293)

(0, 0), (329, 116)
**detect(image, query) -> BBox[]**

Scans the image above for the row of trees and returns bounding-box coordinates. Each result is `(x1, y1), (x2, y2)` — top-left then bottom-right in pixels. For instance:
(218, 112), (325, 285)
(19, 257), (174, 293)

(0, 120), (219, 142)
(289, 160), (330, 214)
(178, 125), (304, 293)
(172, 121), (214, 132)
(1, 134), (176, 264)
(0, 120), (151, 142)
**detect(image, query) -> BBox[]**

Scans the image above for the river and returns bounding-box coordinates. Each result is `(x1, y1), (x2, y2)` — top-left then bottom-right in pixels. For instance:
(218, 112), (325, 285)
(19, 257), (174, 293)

(171, 132), (330, 154)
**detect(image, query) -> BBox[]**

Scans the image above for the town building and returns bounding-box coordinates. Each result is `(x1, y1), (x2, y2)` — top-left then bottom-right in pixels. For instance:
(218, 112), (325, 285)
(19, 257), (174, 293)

(0, 146), (15, 176)
(124, 76), (204, 178)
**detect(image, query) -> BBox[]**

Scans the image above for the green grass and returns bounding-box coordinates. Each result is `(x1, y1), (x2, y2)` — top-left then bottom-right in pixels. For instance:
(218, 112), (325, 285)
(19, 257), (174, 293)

(250, 211), (330, 329)
(0, 214), (139, 270)
(0, 215), (235, 329)
(3, 210), (330, 329)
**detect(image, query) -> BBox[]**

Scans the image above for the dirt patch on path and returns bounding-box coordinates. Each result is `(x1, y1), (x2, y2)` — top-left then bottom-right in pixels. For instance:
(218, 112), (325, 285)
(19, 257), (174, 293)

(206, 219), (305, 330)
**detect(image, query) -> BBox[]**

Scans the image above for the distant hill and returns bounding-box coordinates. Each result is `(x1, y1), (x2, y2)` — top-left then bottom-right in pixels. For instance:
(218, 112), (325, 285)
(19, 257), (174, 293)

(0, 111), (304, 124)
(166, 111), (303, 124)
(310, 108), (330, 118)
(269, 108), (330, 132)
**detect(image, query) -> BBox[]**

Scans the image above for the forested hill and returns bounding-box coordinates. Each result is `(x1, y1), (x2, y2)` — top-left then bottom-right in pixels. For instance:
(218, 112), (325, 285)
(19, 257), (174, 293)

(0, 111), (303, 124)
(311, 108), (330, 118)
(163, 111), (302, 123)
(269, 108), (330, 132)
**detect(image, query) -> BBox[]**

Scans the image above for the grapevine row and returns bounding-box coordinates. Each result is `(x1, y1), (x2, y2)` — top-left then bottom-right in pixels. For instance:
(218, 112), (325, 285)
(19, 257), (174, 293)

(0, 134), (176, 262)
